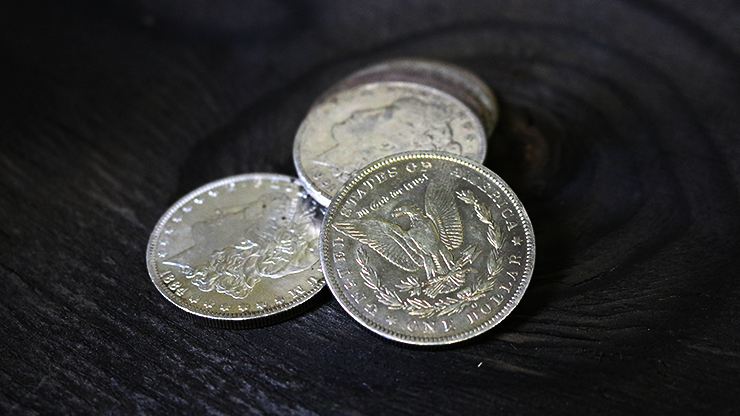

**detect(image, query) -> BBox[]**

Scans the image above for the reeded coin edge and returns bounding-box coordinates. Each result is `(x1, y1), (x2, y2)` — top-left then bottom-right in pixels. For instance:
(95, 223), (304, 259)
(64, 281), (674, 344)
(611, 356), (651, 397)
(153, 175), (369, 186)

(320, 151), (535, 345)
(146, 173), (325, 321)
(293, 81), (488, 207)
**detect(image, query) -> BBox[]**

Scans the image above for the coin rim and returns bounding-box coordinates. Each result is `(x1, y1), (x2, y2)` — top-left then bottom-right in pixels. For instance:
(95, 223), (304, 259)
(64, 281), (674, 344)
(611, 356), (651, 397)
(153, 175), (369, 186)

(320, 151), (535, 345)
(294, 81), (488, 207)
(146, 173), (325, 321)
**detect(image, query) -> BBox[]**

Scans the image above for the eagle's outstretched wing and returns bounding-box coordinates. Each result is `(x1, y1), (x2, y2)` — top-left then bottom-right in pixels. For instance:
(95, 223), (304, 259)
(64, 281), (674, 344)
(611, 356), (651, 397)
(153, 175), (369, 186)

(425, 180), (463, 251)
(332, 220), (421, 272)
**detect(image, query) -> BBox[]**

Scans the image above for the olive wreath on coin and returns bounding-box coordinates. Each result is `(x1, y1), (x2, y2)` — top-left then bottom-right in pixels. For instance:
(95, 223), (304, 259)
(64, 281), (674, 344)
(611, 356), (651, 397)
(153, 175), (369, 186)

(356, 190), (505, 319)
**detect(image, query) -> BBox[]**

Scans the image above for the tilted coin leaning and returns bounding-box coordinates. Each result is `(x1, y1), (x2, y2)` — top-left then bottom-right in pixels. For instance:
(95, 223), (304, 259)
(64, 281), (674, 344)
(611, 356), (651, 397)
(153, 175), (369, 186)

(320, 152), (535, 345)
(146, 173), (324, 324)
(294, 81), (488, 207)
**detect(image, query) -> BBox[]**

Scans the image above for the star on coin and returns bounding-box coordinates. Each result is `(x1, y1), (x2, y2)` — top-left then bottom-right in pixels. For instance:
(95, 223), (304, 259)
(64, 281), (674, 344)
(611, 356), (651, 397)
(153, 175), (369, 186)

(512, 236), (522, 246)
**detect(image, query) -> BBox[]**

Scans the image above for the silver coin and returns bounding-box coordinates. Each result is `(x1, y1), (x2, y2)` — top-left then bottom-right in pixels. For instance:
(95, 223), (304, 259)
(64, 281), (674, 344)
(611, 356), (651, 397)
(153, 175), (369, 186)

(320, 152), (534, 345)
(294, 81), (487, 207)
(146, 173), (324, 324)
(318, 58), (499, 137)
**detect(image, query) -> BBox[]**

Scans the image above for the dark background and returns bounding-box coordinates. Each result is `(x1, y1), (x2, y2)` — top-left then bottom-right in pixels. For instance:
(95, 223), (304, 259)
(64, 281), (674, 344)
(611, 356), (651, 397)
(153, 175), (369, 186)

(1, 0), (739, 414)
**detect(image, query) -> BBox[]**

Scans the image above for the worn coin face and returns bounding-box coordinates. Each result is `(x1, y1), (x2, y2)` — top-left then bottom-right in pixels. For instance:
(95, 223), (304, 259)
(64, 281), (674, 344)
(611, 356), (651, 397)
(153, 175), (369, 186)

(294, 81), (487, 207)
(318, 58), (499, 137)
(321, 152), (534, 345)
(146, 173), (324, 324)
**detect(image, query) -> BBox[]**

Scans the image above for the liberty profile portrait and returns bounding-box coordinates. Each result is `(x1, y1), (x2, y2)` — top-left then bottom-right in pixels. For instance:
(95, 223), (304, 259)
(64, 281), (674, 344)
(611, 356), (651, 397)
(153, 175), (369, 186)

(163, 193), (320, 299)
(312, 96), (464, 183)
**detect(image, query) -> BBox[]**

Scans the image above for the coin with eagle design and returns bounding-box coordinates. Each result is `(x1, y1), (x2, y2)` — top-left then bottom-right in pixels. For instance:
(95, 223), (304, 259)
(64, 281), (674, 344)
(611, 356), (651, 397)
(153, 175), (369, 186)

(320, 152), (535, 344)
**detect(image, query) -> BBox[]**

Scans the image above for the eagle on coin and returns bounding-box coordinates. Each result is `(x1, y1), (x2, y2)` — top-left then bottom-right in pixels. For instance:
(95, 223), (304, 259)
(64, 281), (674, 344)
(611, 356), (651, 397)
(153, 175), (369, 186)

(333, 181), (478, 298)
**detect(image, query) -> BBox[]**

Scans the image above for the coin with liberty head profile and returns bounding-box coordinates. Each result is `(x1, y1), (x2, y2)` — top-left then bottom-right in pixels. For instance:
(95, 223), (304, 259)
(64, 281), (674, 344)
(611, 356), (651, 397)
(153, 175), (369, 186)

(294, 81), (487, 207)
(320, 152), (534, 345)
(146, 173), (324, 325)
(318, 58), (499, 137)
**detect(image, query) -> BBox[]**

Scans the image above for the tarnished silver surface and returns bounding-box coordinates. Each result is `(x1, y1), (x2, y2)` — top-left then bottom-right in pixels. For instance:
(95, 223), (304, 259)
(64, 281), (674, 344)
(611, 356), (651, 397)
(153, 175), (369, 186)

(320, 152), (534, 345)
(294, 81), (487, 207)
(318, 58), (499, 137)
(146, 173), (324, 323)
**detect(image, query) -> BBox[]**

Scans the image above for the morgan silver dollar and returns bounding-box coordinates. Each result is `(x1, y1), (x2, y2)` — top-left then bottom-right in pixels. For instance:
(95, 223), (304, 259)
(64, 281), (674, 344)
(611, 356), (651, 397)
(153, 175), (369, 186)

(146, 173), (324, 324)
(294, 81), (487, 207)
(319, 58), (499, 137)
(320, 152), (535, 345)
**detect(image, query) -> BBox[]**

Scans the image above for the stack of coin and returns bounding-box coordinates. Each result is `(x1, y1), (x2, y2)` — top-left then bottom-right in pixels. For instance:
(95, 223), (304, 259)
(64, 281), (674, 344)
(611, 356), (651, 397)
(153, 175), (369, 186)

(146, 59), (535, 344)
(294, 58), (495, 206)
(314, 59), (499, 137)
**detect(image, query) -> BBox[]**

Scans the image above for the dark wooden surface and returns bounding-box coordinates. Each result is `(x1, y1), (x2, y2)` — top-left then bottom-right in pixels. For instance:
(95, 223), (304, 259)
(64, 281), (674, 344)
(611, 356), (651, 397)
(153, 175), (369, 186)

(2, 1), (740, 414)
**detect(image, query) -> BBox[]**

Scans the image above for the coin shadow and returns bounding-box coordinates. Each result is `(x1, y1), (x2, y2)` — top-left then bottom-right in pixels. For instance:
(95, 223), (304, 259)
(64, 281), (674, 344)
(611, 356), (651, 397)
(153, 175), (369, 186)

(481, 100), (586, 326)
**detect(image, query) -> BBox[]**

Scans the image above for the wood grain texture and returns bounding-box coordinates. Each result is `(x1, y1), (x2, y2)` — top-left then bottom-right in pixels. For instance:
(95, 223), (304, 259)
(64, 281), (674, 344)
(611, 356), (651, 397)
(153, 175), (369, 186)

(1, 0), (739, 414)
